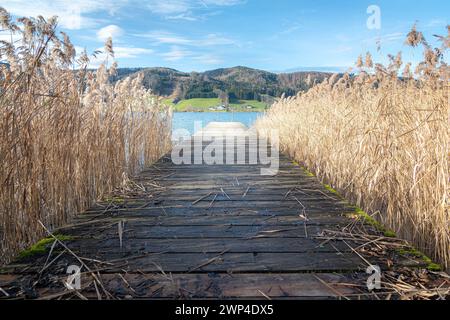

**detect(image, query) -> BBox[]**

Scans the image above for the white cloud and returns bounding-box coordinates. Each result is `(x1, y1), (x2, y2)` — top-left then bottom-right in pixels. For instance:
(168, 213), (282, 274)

(364, 32), (405, 45)
(74, 45), (86, 54)
(137, 31), (236, 47)
(141, 31), (234, 66)
(97, 25), (124, 41)
(426, 19), (447, 28)
(147, 0), (191, 14)
(0, 0), (128, 30)
(146, 0), (244, 19)
(114, 46), (154, 58)
(0, 30), (21, 43)
(201, 0), (244, 6)
(333, 45), (353, 54)
(162, 46), (193, 61)
(166, 13), (198, 21)
(84, 45), (154, 68)
(160, 45), (222, 65)
(336, 34), (351, 42)
(142, 31), (192, 45)
(279, 24), (302, 35)
(1, 0), (245, 29)
(193, 53), (222, 65)
(200, 33), (235, 46)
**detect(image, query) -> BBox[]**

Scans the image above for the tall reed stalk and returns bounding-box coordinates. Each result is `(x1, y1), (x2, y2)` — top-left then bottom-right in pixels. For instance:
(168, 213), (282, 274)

(256, 26), (449, 269)
(0, 9), (172, 264)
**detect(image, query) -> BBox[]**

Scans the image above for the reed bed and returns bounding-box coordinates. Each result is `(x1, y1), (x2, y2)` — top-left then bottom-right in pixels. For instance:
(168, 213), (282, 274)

(256, 26), (449, 269)
(0, 9), (172, 264)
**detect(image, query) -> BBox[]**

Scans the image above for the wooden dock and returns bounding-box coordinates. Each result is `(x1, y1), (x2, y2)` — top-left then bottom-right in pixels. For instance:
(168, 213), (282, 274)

(0, 123), (444, 300)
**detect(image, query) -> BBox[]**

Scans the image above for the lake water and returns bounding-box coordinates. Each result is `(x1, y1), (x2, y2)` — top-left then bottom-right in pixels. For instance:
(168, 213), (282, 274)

(172, 112), (263, 137)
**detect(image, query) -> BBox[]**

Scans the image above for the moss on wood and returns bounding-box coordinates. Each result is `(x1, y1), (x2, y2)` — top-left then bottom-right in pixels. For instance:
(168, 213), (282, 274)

(18, 234), (74, 259)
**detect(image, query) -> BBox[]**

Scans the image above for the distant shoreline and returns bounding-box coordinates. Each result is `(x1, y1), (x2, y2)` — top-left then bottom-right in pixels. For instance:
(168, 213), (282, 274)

(164, 98), (269, 113)
(172, 110), (263, 113)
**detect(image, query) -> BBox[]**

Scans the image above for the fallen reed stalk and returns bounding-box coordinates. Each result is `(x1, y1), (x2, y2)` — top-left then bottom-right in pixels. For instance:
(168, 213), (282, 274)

(0, 8), (172, 264)
(256, 25), (450, 269)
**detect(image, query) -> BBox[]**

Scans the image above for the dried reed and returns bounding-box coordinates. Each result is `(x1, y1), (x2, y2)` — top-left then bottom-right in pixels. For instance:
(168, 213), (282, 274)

(256, 25), (449, 269)
(0, 8), (172, 264)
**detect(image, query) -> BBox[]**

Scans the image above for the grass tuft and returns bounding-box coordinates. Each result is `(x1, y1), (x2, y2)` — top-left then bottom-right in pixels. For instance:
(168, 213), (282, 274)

(323, 184), (338, 195)
(18, 235), (74, 260)
(105, 197), (125, 205)
(397, 247), (442, 271)
(294, 163), (315, 177)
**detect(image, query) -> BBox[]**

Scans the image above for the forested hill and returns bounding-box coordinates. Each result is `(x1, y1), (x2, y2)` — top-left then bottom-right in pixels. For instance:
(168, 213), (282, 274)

(112, 66), (333, 102)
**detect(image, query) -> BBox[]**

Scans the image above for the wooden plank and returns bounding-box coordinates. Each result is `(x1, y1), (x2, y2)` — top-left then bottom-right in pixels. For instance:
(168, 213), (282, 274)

(64, 214), (349, 229)
(144, 177), (319, 183)
(161, 186), (335, 193)
(92, 197), (343, 205)
(63, 224), (338, 239)
(4, 252), (360, 274)
(0, 272), (362, 299)
(85, 252), (364, 272)
(65, 237), (352, 254)
(57, 273), (362, 299)
(162, 190), (337, 197)
(113, 195), (340, 202)
(123, 272), (361, 298)
(145, 183), (338, 190)
(82, 206), (351, 216)
(140, 166), (303, 173)
(90, 200), (350, 210)
(147, 174), (316, 179)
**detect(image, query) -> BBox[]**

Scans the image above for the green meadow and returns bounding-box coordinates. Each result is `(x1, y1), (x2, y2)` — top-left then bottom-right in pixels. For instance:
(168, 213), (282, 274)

(163, 98), (268, 112)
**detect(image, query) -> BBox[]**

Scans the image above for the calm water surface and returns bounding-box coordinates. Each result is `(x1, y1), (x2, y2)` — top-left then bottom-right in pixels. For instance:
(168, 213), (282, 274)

(172, 112), (262, 137)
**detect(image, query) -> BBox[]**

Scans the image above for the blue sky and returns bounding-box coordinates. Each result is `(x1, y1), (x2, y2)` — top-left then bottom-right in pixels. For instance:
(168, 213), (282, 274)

(1, 0), (448, 72)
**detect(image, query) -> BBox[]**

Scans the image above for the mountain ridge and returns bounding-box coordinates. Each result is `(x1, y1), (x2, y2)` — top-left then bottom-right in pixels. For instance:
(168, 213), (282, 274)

(113, 66), (335, 102)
